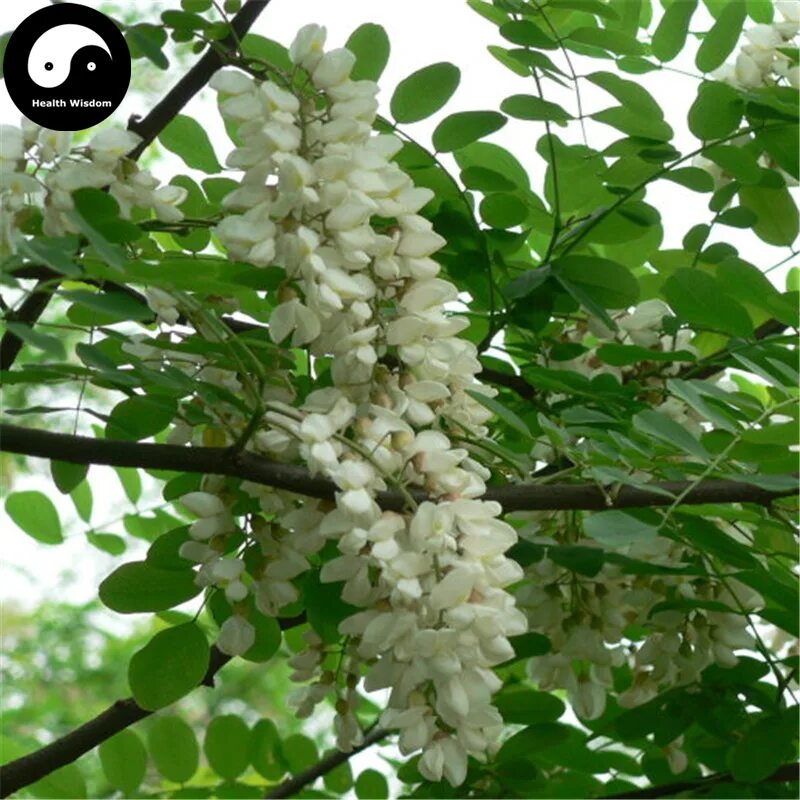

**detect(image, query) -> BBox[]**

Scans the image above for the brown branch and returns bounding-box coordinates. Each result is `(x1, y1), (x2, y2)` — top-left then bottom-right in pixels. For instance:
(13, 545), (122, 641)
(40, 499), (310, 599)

(265, 727), (389, 799)
(0, 615), (304, 798)
(127, 0), (271, 159)
(0, 0), (271, 372)
(1, 424), (795, 512)
(606, 762), (799, 799)
(0, 281), (54, 370)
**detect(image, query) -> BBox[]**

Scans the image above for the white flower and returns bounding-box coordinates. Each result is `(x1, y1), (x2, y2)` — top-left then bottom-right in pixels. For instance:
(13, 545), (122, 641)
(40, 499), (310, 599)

(145, 287), (180, 326)
(217, 615), (255, 656)
(289, 24), (327, 70)
(312, 48), (356, 89)
(210, 69), (254, 95)
(269, 298), (321, 346)
(89, 127), (141, 164)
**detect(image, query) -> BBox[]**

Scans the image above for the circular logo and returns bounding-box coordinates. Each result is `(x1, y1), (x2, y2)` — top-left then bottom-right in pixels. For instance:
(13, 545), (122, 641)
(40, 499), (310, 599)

(3, 3), (131, 131)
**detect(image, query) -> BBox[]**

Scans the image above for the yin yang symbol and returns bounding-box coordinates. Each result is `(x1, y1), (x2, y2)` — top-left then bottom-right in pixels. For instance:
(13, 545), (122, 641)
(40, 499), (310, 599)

(4, 3), (131, 131)
(27, 24), (112, 89)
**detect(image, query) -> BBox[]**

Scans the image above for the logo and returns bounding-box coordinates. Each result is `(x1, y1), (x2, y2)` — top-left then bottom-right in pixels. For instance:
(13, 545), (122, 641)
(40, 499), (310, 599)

(4, 2), (131, 131)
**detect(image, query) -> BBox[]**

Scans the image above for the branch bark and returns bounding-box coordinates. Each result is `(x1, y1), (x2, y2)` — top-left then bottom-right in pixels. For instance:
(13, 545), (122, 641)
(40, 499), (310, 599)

(0, 615), (304, 798)
(2, 424), (795, 512)
(606, 762), (799, 799)
(0, 0), (271, 372)
(264, 726), (389, 799)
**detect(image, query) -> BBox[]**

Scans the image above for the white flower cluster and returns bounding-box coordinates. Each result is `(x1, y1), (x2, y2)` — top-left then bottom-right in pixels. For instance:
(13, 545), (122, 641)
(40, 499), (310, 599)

(515, 522), (762, 772)
(714, 1), (799, 90)
(0, 123), (186, 258)
(164, 24), (527, 785)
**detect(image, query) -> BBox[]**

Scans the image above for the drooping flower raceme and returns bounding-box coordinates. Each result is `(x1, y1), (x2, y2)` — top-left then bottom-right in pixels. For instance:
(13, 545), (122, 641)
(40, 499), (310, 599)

(165, 24), (527, 784)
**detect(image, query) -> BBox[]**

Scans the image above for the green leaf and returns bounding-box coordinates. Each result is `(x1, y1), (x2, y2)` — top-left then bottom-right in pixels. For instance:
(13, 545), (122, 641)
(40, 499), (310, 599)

(663, 269), (753, 337)
(129, 623), (209, 711)
(390, 62), (460, 123)
(739, 183), (799, 247)
(324, 760), (353, 794)
(303, 572), (359, 644)
(498, 723), (573, 762)
(4, 322), (66, 360)
(549, 545), (605, 577)
(480, 192), (529, 228)
(99, 730), (147, 796)
(116, 466), (142, 503)
(652, 0), (698, 62)
(495, 688), (565, 725)
(127, 24), (169, 69)
(504, 265), (552, 302)
(501, 94), (571, 123)
(205, 715), (251, 780)
(355, 769), (389, 800)
(432, 110), (506, 152)
(506, 632), (551, 662)
(16, 236), (82, 277)
(688, 81), (744, 140)
(696, 0), (747, 73)
(461, 165), (516, 192)
(282, 733), (318, 775)
(148, 716), (199, 783)
(499, 20), (557, 49)
(51, 461), (89, 495)
(586, 72), (663, 119)
(6, 491), (63, 545)
(87, 532), (127, 556)
(29, 764), (86, 799)
(160, 114), (223, 173)
(346, 23), (390, 81)
(592, 107), (673, 141)
(0, 32), (11, 80)
(584, 510), (659, 548)
(633, 408), (709, 459)
(456, 141), (530, 189)
(555, 255), (640, 309)
(662, 167), (715, 193)
(61, 289), (152, 323)
(250, 719), (283, 780)
(99, 561), (201, 613)
(466, 389), (532, 438)
(240, 33), (292, 71)
(729, 716), (797, 783)
(597, 343), (696, 367)
(680, 517), (758, 569)
(106, 395), (178, 441)
(758, 123), (799, 180)
(71, 480), (93, 523)
(568, 26), (645, 55)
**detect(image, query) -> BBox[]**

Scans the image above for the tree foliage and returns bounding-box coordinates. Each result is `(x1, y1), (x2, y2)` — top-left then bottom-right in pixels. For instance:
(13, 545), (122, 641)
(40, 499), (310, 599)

(1, 0), (798, 798)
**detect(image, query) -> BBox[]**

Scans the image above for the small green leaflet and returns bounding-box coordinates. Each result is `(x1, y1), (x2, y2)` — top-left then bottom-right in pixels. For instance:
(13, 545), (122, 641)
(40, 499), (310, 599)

(160, 114), (223, 173)
(390, 62), (460, 123)
(99, 731), (147, 796)
(99, 560), (201, 613)
(204, 715), (251, 780)
(584, 510), (659, 548)
(432, 110), (506, 152)
(5, 491), (63, 545)
(651, 0), (698, 62)
(696, 1), (747, 73)
(147, 716), (199, 783)
(346, 23), (390, 82)
(128, 623), (210, 710)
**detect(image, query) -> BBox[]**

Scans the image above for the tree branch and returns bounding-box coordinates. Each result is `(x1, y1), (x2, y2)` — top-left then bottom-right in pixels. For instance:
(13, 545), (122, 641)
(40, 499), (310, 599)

(264, 727), (389, 799)
(2, 424), (795, 512)
(127, 0), (271, 159)
(0, 0), (271, 372)
(606, 762), (799, 799)
(0, 615), (304, 798)
(0, 281), (56, 370)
